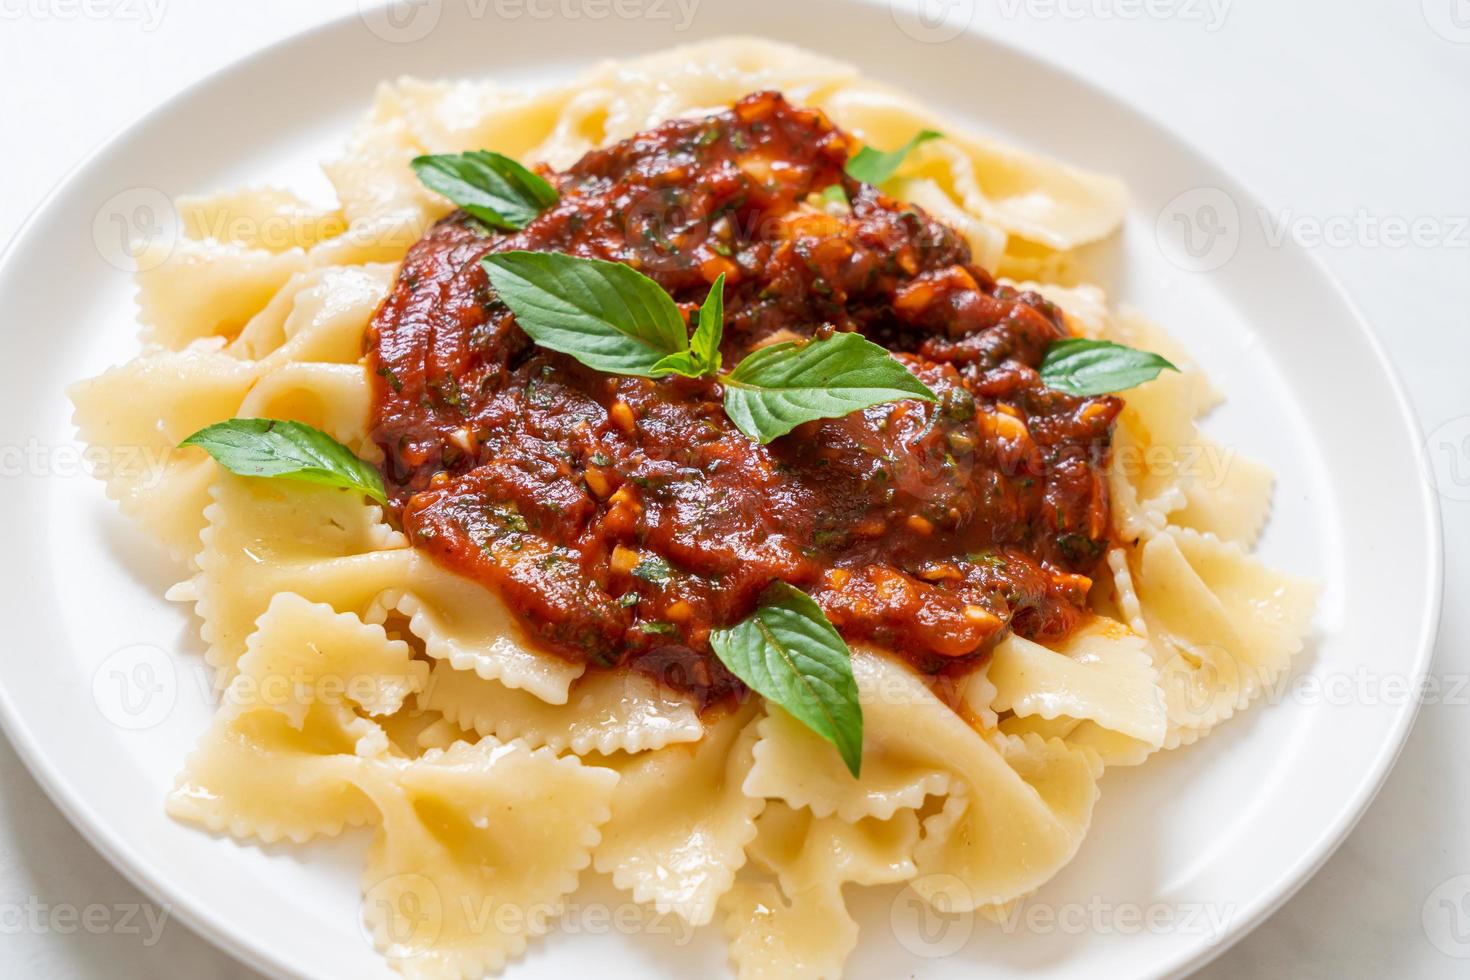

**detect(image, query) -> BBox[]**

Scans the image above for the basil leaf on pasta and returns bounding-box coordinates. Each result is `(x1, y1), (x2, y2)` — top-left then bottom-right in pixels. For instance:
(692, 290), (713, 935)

(482, 251), (691, 376)
(844, 129), (943, 185)
(1040, 338), (1178, 396)
(411, 151), (558, 231)
(722, 333), (937, 444)
(181, 418), (388, 505)
(709, 582), (864, 777)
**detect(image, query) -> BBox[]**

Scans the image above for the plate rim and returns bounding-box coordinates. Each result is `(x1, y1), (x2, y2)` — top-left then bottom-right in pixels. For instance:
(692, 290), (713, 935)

(0, 5), (1444, 979)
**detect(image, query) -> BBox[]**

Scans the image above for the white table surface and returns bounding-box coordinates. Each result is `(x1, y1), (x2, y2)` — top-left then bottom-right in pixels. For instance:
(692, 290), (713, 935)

(0, 1), (1465, 976)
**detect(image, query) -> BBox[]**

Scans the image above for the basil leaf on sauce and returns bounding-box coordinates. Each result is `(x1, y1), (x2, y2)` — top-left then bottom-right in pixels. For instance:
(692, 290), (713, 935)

(411, 151), (558, 231)
(650, 274), (725, 379)
(722, 333), (938, 444)
(1039, 338), (1178, 396)
(482, 251), (690, 376)
(180, 418), (388, 505)
(709, 582), (864, 777)
(689, 273), (725, 374)
(844, 129), (944, 185)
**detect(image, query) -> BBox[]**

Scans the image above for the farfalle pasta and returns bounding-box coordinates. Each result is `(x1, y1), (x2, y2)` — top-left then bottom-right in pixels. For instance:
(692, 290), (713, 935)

(70, 37), (1315, 979)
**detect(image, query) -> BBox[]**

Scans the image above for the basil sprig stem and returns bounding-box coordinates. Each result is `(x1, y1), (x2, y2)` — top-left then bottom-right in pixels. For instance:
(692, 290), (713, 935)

(481, 251), (937, 443)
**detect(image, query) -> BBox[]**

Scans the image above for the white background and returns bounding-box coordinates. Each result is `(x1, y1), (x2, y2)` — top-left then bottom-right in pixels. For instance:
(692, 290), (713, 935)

(0, 0), (1465, 976)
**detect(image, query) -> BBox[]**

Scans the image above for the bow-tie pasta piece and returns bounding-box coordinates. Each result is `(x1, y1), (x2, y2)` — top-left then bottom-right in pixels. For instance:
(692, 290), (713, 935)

(1104, 308), (1275, 549)
(817, 84), (1126, 255)
(356, 739), (618, 979)
(323, 89), (448, 229)
(593, 701), (764, 926)
(1129, 526), (1316, 746)
(423, 661), (702, 755)
(179, 187), (347, 253)
(136, 236), (307, 349)
(69, 349), (259, 559)
(179, 474), (412, 677)
(722, 801), (919, 980)
(987, 618), (1167, 764)
(230, 262), (395, 364)
(387, 77), (578, 162)
(743, 651), (956, 822)
(911, 729), (1102, 912)
(751, 649), (1102, 912)
(71, 259), (390, 562)
(240, 592), (428, 726)
(368, 558), (585, 705)
(166, 592), (421, 842)
(236, 363), (374, 453)
(564, 39), (858, 161)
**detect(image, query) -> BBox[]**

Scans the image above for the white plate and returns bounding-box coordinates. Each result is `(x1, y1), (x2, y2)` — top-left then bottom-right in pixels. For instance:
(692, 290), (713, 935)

(0, 3), (1441, 978)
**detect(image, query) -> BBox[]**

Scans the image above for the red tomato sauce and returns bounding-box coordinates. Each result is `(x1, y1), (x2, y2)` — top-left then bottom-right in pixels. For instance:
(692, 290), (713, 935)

(367, 92), (1121, 705)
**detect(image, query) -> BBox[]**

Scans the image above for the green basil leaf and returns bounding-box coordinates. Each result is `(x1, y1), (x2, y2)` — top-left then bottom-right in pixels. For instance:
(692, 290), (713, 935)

(411, 151), (558, 231)
(482, 251), (690, 376)
(844, 129), (944, 185)
(689, 273), (725, 374)
(722, 333), (937, 444)
(1039, 338), (1178, 396)
(650, 274), (725, 379)
(180, 418), (387, 505)
(709, 582), (863, 777)
(818, 184), (850, 209)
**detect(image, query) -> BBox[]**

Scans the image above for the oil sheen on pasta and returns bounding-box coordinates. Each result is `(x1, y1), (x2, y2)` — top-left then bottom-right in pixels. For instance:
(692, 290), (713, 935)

(368, 92), (1121, 705)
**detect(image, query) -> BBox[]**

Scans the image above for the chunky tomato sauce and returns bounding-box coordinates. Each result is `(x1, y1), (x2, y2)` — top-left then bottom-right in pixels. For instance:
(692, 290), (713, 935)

(368, 92), (1120, 704)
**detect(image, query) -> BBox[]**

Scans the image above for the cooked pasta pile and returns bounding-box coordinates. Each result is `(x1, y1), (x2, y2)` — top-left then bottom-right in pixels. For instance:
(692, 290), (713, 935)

(70, 38), (1315, 979)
